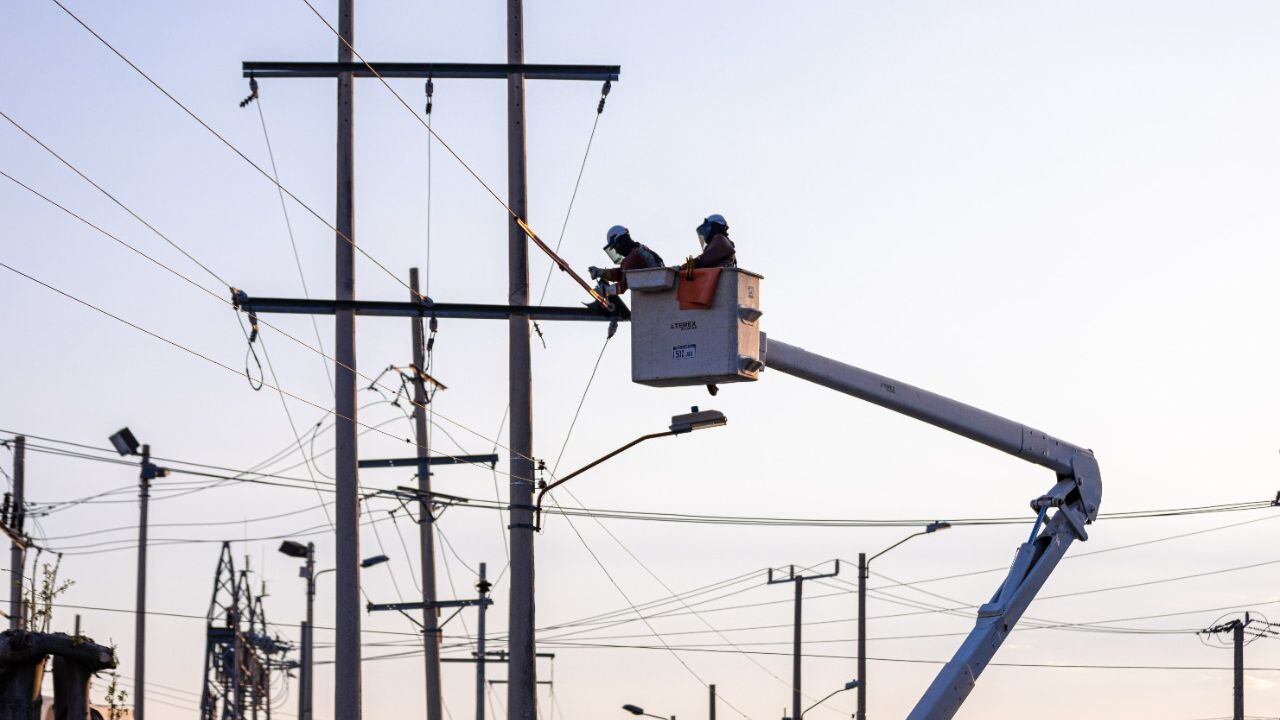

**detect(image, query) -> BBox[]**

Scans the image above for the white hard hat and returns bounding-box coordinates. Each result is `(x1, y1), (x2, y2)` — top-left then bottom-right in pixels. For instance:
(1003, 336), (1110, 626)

(606, 225), (630, 244)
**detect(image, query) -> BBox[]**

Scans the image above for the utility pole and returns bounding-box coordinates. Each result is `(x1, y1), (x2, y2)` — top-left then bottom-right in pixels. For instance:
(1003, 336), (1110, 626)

(237, 30), (616, 720)
(1233, 619), (1243, 720)
(333, 0), (361, 718)
(134, 443), (156, 720)
(767, 562), (839, 720)
(708, 684), (716, 720)
(409, 267), (443, 720)
(301, 542), (316, 720)
(857, 553), (866, 720)
(8, 435), (24, 630)
(1197, 611), (1277, 720)
(505, 0), (537, 718)
(476, 562), (490, 720)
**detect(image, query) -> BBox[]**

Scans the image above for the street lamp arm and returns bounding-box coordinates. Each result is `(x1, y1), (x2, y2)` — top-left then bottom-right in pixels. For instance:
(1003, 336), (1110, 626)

(868, 530), (928, 565)
(801, 681), (858, 718)
(534, 430), (677, 531)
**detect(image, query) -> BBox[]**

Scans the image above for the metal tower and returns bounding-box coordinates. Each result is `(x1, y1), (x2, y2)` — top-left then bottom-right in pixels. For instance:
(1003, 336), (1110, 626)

(200, 542), (291, 720)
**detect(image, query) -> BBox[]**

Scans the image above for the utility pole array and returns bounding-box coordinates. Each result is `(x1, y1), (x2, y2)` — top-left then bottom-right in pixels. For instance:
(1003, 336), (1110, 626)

(767, 562), (840, 720)
(235, 2), (620, 715)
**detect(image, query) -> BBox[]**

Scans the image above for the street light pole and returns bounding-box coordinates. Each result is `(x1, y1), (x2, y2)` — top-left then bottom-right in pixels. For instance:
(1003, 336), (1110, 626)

(304, 542), (315, 720)
(282, 542), (386, 720)
(108, 428), (165, 720)
(857, 522), (950, 720)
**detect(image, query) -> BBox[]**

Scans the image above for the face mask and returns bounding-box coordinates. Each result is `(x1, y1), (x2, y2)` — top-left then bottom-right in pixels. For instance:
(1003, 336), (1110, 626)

(605, 246), (625, 264)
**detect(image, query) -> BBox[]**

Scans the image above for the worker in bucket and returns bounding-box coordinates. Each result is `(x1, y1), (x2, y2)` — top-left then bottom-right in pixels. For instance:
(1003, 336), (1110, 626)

(687, 213), (737, 270)
(588, 225), (665, 295)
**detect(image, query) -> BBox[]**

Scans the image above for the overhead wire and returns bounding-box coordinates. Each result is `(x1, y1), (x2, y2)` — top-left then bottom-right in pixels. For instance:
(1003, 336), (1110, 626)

(543, 493), (755, 720)
(247, 88), (334, 393)
(291, 0), (607, 307)
(44, 0), (429, 305)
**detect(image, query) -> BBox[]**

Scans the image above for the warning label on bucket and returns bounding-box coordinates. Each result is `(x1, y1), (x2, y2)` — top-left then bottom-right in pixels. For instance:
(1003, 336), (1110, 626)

(673, 344), (696, 360)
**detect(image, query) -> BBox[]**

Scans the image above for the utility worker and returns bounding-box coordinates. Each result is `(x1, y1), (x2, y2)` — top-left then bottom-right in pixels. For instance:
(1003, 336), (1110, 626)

(588, 225), (665, 295)
(688, 213), (737, 270)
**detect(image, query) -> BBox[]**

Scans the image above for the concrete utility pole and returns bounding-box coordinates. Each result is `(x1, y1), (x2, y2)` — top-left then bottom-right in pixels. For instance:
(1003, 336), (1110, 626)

(476, 563), (490, 720)
(302, 542), (316, 720)
(857, 553), (866, 720)
(767, 563), (839, 720)
(333, 0), (361, 717)
(8, 435), (24, 630)
(1233, 619), (1244, 720)
(134, 443), (152, 720)
(708, 684), (716, 720)
(505, 0), (537, 718)
(409, 268), (444, 720)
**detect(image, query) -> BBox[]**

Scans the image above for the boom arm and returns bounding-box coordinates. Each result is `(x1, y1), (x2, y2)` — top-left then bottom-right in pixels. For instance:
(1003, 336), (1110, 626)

(761, 335), (1101, 720)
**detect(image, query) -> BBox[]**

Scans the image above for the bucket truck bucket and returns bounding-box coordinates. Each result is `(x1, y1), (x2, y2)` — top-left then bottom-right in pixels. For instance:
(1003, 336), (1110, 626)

(626, 267), (763, 387)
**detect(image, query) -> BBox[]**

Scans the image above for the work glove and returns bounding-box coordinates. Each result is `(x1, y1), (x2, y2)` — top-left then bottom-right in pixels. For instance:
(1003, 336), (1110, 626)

(682, 256), (696, 279)
(588, 265), (604, 280)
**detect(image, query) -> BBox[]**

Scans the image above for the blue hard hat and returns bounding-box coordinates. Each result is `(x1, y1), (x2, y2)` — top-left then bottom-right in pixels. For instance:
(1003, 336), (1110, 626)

(704, 214), (727, 228)
(606, 225), (630, 245)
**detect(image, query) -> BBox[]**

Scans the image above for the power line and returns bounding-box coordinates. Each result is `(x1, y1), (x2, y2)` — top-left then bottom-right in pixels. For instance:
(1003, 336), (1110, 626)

(45, 0), (427, 305)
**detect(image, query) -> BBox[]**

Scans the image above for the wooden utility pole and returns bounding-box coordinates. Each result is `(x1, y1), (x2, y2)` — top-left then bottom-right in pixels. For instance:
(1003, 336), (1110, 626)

(505, 0), (537, 718)
(333, 0), (362, 718)
(7, 435), (24, 630)
(410, 268), (444, 720)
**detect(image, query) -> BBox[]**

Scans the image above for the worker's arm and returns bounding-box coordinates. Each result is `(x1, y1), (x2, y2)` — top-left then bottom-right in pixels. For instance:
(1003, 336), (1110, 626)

(761, 334), (1101, 720)
(693, 234), (735, 268)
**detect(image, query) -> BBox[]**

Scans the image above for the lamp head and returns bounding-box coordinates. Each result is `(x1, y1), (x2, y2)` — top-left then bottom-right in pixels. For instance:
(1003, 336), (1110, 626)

(622, 705), (645, 716)
(278, 540), (309, 559)
(108, 427), (140, 457)
(669, 406), (727, 435)
(925, 521), (952, 534)
(361, 554), (390, 568)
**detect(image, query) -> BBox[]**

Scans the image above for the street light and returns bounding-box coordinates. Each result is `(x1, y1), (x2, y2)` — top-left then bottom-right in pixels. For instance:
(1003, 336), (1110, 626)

(799, 680), (858, 718)
(109, 426), (166, 720)
(280, 541), (389, 720)
(856, 522), (951, 720)
(534, 407), (727, 530)
(622, 704), (673, 720)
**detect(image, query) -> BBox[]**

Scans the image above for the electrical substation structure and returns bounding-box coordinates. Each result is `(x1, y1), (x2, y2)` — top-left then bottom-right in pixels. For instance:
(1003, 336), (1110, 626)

(200, 542), (291, 720)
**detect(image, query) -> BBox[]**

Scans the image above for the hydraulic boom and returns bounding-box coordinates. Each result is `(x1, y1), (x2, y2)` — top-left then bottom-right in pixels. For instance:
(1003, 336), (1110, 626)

(761, 334), (1101, 720)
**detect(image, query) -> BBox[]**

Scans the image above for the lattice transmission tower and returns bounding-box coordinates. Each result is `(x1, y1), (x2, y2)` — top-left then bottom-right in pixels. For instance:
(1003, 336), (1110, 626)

(200, 542), (291, 720)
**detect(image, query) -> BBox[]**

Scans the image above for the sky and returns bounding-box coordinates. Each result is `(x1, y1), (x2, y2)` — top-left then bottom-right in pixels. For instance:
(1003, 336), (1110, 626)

(2, 1), (1280, 719)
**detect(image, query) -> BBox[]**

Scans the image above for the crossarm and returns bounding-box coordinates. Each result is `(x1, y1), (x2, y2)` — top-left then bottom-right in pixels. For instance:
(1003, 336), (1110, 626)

(760, 334), (1102, 720)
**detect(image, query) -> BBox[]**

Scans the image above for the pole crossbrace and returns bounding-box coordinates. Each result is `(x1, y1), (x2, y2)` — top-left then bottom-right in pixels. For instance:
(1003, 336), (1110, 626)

(244, 61), (619, 82)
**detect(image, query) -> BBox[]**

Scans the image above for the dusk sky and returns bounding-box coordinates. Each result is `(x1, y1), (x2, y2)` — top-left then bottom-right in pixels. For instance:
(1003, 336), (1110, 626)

(3, 1), (1280, 719)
